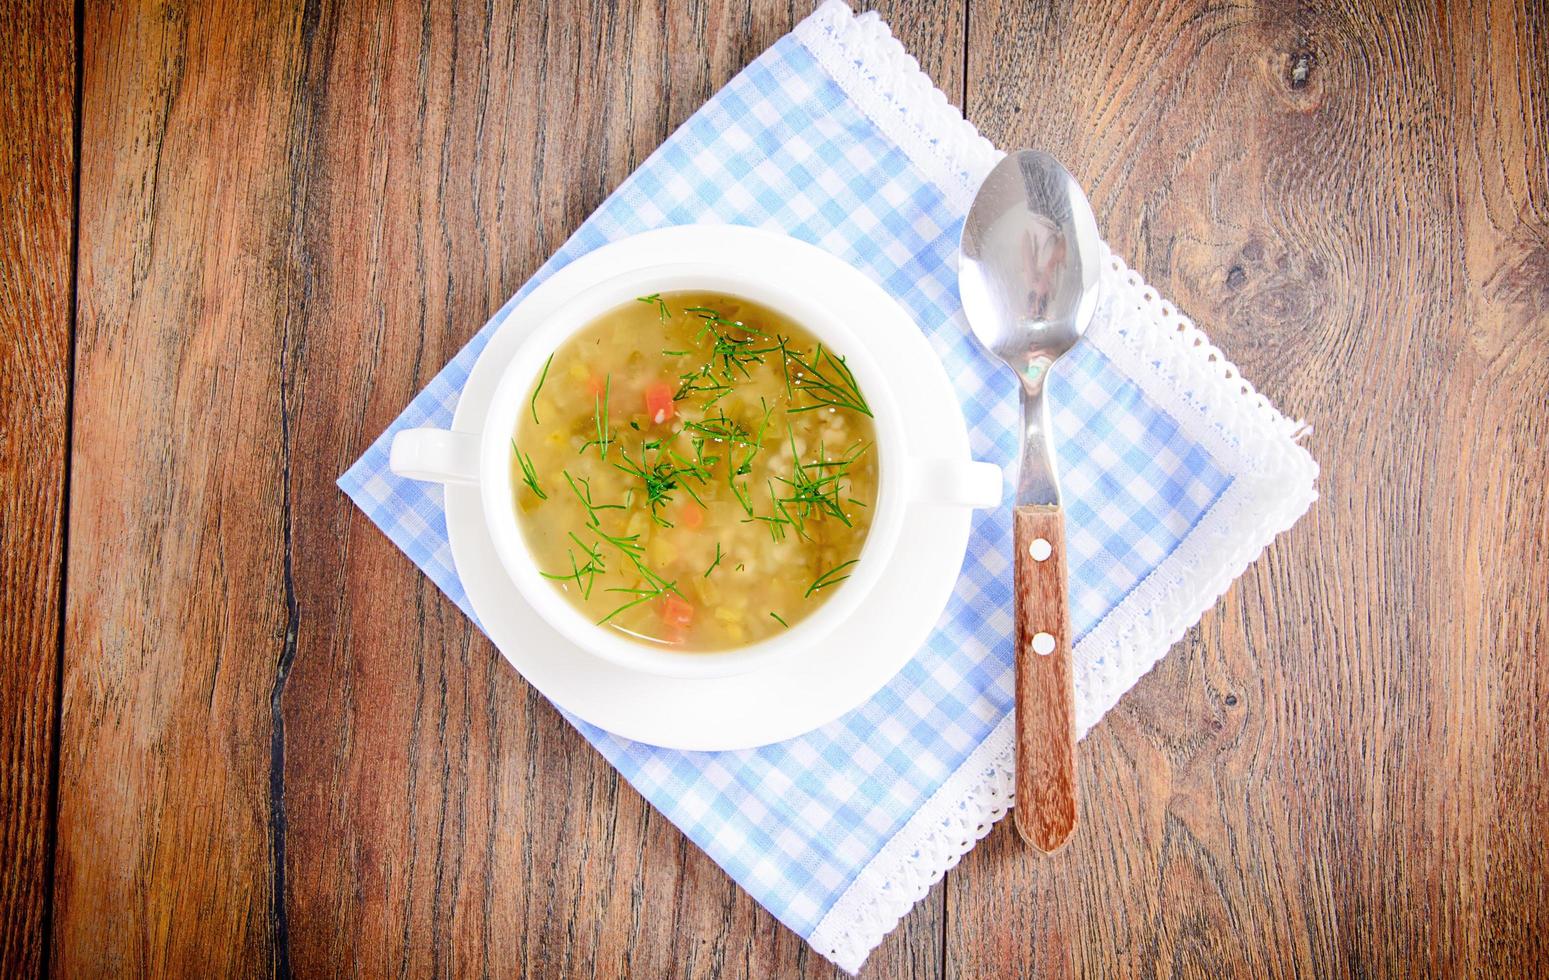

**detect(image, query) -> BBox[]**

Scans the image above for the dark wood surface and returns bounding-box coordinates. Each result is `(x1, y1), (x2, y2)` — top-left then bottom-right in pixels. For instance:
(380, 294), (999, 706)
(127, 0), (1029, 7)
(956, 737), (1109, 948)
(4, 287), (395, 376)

(3, 0), (1545, 976)
(0, 0), (75, 975)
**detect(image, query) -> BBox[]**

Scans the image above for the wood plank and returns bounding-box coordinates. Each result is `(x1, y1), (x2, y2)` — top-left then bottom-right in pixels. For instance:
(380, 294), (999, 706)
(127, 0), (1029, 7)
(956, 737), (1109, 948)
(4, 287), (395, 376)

(278, 1), (961, 976)
(0, 0), (75, 972)
(53, 1), (305, 973)
(951, 0), (1548, 976)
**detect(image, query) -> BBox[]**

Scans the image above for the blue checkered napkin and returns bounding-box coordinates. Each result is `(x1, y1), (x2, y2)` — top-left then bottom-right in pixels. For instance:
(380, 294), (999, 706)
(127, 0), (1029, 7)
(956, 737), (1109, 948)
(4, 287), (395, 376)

(339, 2), (1316, 972)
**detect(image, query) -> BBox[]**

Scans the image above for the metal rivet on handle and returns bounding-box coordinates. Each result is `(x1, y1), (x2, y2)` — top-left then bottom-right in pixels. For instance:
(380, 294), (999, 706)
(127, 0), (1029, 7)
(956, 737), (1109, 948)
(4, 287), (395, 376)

(1029, 537), (1052, 561)
(1032, 632), (1056, 655)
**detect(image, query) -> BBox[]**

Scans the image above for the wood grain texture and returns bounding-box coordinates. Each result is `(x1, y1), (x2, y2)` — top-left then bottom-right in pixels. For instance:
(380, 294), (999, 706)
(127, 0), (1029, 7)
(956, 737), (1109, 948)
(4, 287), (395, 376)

(25, 0), (1548, 976)
(275, 2), (960, 978)
(0, 0), (74, 973)
(54, 0), (303, 973)
(1013, 505), (1077, 853)
(952, 0), (1549, 977)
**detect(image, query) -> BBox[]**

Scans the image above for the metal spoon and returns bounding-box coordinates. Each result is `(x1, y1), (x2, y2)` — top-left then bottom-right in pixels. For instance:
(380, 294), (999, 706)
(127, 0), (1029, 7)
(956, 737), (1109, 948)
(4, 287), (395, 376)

(959, 150), (1102, 853)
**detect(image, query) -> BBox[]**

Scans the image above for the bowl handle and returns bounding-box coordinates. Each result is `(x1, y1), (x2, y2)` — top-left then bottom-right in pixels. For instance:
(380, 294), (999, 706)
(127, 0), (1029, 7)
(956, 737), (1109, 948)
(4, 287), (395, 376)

(389, 428), (482, 485)
(909, 458), (1003, 508)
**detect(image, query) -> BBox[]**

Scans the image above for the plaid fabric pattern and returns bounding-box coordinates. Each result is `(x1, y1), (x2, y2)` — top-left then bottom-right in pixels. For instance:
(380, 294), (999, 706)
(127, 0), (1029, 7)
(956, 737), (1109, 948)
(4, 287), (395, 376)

(341, 22), (1237, 963)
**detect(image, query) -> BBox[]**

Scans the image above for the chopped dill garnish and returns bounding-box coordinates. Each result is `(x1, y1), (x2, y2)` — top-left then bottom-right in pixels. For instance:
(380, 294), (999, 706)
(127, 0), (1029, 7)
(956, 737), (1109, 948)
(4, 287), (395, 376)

(578, 375), (613, 459)
(729, 473), (755, 517)
(805, 559), (860, 598)
(582, 523), (687, 624)
(736, 563), (745, 572)
(688, 435), (721, 471)
(710, 331), (769, 381)
(704, 543), (724, 578)
(683, 306), (774, 381)
(774, 431), (869, 532)
(598, 579), (677, 625)
(686, 306), (768, 336)
(564, 469), (624, 527)
(593, 524), (646, 566)
(770, 612), (789, 628)
(512, 439), (547, 499)
(673, 363), (735, 405)
(540, 534), (604, 599)
(748, 479), (801, 542)
(530, 353), (554, 425)
(682, 410), (757, 447)
(662, 349), (691, 357)
(637, 293), (670, 322)
(734, 398), (775, 477)
(780, 341), (872, 417)
(614, 440), (710, 527)
(597, 562), (683, 623)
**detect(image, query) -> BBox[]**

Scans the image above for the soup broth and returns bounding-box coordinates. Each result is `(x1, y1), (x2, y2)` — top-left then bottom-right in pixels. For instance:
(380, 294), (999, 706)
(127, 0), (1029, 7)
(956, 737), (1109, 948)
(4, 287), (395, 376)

(511, 290), (879, 651)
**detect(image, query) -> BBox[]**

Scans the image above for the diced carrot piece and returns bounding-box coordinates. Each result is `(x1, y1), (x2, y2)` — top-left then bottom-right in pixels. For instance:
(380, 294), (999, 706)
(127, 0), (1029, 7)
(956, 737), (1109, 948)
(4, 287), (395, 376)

(644, 382), (675, 424)
(659, 594), (694, 630)
(584, 374), (607, 397)
(679, 504), (705, 529)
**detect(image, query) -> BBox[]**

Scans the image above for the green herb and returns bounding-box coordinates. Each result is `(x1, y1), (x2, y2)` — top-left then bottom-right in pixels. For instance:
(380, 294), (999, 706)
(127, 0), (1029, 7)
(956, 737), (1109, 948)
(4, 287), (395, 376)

(704, 543), (724, 578)
(682, 410), (757, 447)
(729, 472), (755, 517)
(661, 349), (691, 357)
(581, 523), (687, 624)
(665, 447), (711, 508)
(805, 559), (860, 598)
(770, 611), (789, 628)
(598, 579), (678, 625)
(564, 469), (623, 527)
(682, 306), (775, 381)
(638, 293), (670, 322)
(530, 354), (554, 425)
(540, 534), (605, 600)
(721, 399), (773, 518)
(736, 563), (745, 572)
(666, 445), (712, 482)
(597, 560), (684, 624)
(512, 439), (548, 499)
(710, 331), (769, 381)
(734, 398), (775, 478)
(747, 479), (801, 543)
(686, 306), (768, 337)
(774, 430), (870, 532)
(579, 375), (613, 460)
(673, 362), (735, 406)
(593, 524), (646, 566)
(780, 341), (872, 417)
(688, 434), (721, 472)
(614, 441), (710, 527)
(539, 550), (587, 594)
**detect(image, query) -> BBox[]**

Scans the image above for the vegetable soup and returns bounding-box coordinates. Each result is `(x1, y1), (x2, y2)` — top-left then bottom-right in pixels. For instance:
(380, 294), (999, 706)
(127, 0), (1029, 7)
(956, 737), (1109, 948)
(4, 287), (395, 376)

(511, 290), (878, 651)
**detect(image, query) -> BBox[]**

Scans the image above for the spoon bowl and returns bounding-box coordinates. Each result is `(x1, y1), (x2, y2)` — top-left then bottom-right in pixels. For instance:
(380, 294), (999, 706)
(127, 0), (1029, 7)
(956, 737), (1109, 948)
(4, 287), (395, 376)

(959, 151), (1102, 370)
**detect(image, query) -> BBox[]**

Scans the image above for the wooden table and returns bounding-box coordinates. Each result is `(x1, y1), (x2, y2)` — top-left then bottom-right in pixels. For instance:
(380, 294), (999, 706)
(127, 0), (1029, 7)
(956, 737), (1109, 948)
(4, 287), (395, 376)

(4, 0), (1546, 975)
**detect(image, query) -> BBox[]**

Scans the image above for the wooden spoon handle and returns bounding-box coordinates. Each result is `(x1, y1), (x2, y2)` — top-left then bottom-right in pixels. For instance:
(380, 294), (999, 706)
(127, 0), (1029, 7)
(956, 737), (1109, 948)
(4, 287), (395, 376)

(1012, 504), (1078, 852)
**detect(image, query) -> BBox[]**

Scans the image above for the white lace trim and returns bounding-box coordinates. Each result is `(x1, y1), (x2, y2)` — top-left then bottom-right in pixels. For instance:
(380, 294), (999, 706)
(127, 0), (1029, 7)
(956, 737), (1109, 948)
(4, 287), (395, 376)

(808, 712), (1016, 973)
(795, 3), (1318, 973)
(794, 1), (998, 211)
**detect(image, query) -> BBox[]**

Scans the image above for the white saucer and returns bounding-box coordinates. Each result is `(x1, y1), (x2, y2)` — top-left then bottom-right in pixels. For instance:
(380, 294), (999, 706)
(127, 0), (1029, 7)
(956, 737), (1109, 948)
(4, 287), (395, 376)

(446, 226), (982, 750)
